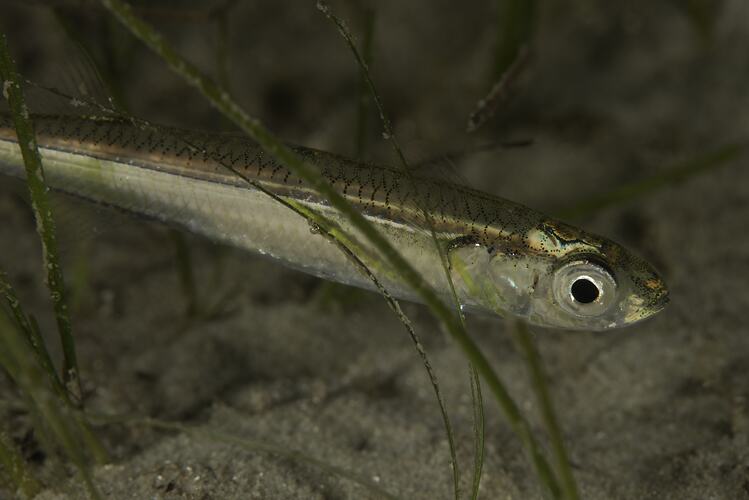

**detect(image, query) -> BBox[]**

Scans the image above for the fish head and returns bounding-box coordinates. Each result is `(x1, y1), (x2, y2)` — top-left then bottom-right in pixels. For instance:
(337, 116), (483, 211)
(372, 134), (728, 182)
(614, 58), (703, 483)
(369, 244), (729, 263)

(527, 246), (669, 330)
(521, 221), (669, 331)
(450, 219), (669, 331)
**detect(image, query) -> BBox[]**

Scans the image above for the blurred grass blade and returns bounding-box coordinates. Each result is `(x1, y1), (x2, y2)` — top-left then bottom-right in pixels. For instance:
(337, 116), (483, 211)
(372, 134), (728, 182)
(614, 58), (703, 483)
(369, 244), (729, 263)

(513, 321), (579, 500)
(467, 46), (528, 133)
(209, 0), (240, 94)
(556, 144), (745, 219)
(354, 6), (376, 158)
(0, 430), (42, 498)
(0, 34), (80, 401)
(0, 272), (109, 467)
(466, 0), (535, 132)
(0, 272), (65, 397)
(493, 0), (536, 81)
(0, 312), (102, 499)
(469, 366), (485, 500)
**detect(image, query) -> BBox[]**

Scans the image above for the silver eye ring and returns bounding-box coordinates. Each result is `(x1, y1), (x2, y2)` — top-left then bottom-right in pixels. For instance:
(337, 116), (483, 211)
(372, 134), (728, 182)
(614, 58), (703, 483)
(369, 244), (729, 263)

(552, 258), (617, 317)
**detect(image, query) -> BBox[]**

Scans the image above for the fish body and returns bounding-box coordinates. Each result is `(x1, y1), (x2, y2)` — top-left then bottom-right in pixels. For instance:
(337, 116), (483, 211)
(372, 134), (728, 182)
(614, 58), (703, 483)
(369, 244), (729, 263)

(0, 115), (668, 330)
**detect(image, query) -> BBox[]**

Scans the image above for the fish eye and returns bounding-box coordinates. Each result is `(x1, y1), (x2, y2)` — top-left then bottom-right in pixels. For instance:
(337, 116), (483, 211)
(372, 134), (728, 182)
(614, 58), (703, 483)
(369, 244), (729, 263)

(570, 277), (599, 304)
(552, 259), (617, 317)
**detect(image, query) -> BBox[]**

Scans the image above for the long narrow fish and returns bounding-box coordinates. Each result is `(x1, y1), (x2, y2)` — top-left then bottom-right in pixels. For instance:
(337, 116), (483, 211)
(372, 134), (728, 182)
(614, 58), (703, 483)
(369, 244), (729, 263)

(0, 115), (668, 330)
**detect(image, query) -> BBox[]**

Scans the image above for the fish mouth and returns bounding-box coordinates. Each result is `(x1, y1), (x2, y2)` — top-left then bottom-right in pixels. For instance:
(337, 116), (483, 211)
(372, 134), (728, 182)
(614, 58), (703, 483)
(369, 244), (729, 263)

(651, 286), (670, 314)
(633, 283), (669, 324)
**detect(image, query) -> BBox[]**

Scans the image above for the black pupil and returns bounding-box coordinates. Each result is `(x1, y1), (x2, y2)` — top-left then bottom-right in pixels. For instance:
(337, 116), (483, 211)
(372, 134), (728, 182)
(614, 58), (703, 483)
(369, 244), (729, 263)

(571, 278), (599, 304)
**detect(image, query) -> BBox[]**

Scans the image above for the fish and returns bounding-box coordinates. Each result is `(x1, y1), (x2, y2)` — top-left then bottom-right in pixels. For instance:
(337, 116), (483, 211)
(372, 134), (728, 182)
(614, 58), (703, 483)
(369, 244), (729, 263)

(0, 114), (668, 330)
